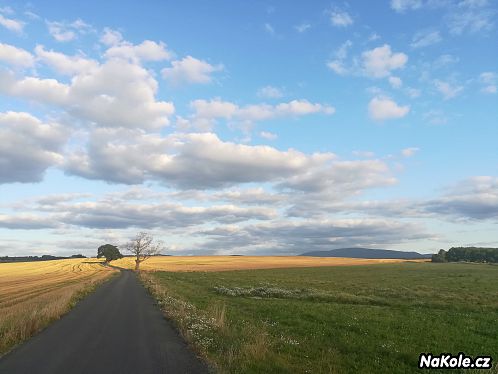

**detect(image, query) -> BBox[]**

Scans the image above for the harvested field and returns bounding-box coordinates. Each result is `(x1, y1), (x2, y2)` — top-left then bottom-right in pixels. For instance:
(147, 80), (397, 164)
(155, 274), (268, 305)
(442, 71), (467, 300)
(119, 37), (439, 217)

(0, 258), (117, 355)
(112, 255), (422, 272)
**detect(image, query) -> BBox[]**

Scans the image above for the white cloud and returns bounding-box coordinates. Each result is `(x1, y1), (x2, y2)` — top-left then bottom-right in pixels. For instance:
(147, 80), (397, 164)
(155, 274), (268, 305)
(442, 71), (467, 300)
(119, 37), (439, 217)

(479, 72), (497, 94)
(64, 131), (330, 188)
(411, 30), (442, 48)
(35, 45), (98, 75)
(0, 14), (24, 33)
(257, 85), (284, 99)
(295, 23), (311, 33)
(100, 27), (123, 46)
(327, 40), (352, 75)
(433, 54), (459, 69)
(330, 10), (353, 27)
(105, 40), (172, 62)
(0, 111), (68, 183)
(401, 147), (419, 157)
(46, 21), (76, 42)
(434, 79), (463, 99)
(390, 0), (423, 13)
(388, 76), (403, 88)
(368, 96), (410, 121)
(190, 98), (334, 127)
(1, 57), (175, 130)
(162, 56), (223, 86)
(335, 40), (353, 60)
(424, 176), (498, 220)
(201, 218), (428, 255)
(353, 150), (375, 158)
(0, 43), (34, 67)
(264, 23), (275, 35)
(447, 0), (495, 35)
(327, 60), (348, 75)
(405, 87), (421, 98)
(362, 44), (408, 78)
(260, 131), (277, 140)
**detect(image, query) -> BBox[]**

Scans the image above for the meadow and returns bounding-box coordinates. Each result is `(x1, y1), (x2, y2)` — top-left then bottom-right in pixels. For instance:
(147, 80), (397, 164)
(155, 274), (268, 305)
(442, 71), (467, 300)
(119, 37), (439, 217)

(0, 258), (116, 355)
(113, 255), (413, 272)
(142, 262), (498, 373)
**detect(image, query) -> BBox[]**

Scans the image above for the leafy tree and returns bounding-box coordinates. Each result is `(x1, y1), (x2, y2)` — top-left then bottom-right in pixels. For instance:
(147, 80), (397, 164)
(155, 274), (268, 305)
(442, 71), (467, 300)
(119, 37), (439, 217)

(97, 244), (123, 263)
(432, 247), (498, 263)
(431, 249), (447, 263)
(125, 232), (163, 271)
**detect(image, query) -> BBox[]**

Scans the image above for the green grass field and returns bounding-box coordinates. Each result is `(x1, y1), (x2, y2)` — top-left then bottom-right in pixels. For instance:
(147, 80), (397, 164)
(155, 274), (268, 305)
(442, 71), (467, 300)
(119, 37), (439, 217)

(142, 262), (498, 373)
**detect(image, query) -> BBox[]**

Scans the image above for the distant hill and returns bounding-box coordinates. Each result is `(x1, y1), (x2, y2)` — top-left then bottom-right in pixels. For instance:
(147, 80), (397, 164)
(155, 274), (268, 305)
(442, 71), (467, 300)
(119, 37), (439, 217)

(300, 247), (431, 259)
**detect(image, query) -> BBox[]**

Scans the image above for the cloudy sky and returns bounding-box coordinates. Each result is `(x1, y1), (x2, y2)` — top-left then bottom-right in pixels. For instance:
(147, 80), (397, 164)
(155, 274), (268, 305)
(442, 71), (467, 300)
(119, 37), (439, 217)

(0, 0), (497, 256)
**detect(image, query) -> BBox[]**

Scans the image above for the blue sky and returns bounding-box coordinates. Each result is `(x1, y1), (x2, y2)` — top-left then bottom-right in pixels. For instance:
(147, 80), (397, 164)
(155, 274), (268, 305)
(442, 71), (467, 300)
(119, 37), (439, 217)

(0, 0), (497, 256)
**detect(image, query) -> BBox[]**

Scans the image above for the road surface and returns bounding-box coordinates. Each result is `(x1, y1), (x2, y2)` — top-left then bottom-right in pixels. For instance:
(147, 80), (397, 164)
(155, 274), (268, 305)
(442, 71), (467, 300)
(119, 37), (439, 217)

(0, 270), (209, 374)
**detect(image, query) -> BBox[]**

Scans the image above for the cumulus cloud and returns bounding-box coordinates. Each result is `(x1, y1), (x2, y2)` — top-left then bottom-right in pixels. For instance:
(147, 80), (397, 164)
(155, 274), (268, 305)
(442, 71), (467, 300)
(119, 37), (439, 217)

(330, 10), (353, 27)
(424, 177), (498, 220)
(260, 131), (277, 140)
(200, 218), (430, 255)
(446, 0), (496, 35)
(64, 131), (329, 188)
(1, 57), (175, 130)
(390, 0), (423, 13)
(388, 76), (403, 88)
(362, 44), (408, 78)
(0, 111), (68, 183)
(257, 85), (284, 99)
(479, 72), (497, 93)
(34, 45), (98, 75)
(190, 98), (334, 124)
(0, 13), (24, 33)
(0, 214), (59, 229)
(162, 56), (223, 85)
(295, 23), (311, 33)
(368, 96), (410, 121)
(0, 43), (34, 67)
(46, 19), (93, 42)
(63, 200), (276, 229)
(100, 27), (123, 46)
(104, 40), (172, 62)
(434, 79), (464, 99)
(401, 147), (419, 157)
(411, 30), (442, 48)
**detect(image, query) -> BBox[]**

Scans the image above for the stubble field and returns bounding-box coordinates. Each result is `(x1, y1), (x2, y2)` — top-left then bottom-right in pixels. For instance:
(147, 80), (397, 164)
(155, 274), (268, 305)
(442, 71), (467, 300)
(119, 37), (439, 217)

(112, 255), (417, 272)
(0, 258), (116, 355)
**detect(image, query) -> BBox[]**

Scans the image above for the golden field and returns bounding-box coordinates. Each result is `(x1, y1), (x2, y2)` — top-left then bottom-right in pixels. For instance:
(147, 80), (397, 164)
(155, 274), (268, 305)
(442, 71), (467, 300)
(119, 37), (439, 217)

(112, 255), (422, 272)
(0, 258), (116, 355)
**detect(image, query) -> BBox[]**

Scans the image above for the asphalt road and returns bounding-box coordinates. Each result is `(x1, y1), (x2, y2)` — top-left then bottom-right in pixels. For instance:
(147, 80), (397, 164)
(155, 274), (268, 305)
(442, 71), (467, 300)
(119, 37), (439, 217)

(0, 270), (209, 374)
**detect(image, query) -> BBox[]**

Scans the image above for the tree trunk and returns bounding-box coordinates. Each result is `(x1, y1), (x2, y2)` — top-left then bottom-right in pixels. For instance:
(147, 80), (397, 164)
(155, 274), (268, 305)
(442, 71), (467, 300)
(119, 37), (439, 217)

(135, 259), (140, 272)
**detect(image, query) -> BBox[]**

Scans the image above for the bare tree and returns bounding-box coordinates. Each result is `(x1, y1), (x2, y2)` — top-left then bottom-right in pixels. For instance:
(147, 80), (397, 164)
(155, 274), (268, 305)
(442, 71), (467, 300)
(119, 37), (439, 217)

(125, 232), (163, 271)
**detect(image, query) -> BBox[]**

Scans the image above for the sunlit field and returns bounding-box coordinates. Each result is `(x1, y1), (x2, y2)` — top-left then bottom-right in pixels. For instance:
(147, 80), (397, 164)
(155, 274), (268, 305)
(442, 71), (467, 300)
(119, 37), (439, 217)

(0, 258), (116, 355)
(143, 263), (498, 373)
(112, 255), (420, 272)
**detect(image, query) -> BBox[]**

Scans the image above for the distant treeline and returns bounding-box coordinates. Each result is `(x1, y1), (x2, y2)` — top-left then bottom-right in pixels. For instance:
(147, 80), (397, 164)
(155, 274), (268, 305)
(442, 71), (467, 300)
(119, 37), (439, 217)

(432, 247), (498, 263)
(0, 254), (86, 263)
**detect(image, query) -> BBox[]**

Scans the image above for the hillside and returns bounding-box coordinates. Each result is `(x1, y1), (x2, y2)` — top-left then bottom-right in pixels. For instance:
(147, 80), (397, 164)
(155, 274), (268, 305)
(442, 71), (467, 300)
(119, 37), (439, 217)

(300, 247), (431, 259)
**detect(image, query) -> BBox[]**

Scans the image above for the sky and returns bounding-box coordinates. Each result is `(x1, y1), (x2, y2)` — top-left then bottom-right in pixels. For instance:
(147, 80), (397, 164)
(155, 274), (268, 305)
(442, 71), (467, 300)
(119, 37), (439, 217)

(0, 0), (497, 257)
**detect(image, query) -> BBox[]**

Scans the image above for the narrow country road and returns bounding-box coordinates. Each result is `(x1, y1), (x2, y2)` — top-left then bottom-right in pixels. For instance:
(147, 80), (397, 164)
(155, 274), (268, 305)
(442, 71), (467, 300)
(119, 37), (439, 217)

(0, 270), (209, 374)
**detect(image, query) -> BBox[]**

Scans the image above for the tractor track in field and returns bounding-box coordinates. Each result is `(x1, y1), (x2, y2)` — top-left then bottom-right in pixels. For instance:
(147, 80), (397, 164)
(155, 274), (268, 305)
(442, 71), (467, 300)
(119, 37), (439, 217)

(0, 269), (209, 374)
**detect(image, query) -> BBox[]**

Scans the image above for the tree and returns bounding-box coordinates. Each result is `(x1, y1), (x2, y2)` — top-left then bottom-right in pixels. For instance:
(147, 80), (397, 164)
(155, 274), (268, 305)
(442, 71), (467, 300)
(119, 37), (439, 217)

(125, 232), (163, 271)
(97, 244), (123, 263)
(431, 249), (447, 263)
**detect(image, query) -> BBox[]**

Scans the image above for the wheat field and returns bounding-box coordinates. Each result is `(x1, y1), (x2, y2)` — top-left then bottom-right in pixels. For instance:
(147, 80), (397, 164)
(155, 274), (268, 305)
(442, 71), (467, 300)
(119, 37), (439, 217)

(0, 258), (116, 355)
(112, 255), (421, 272)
